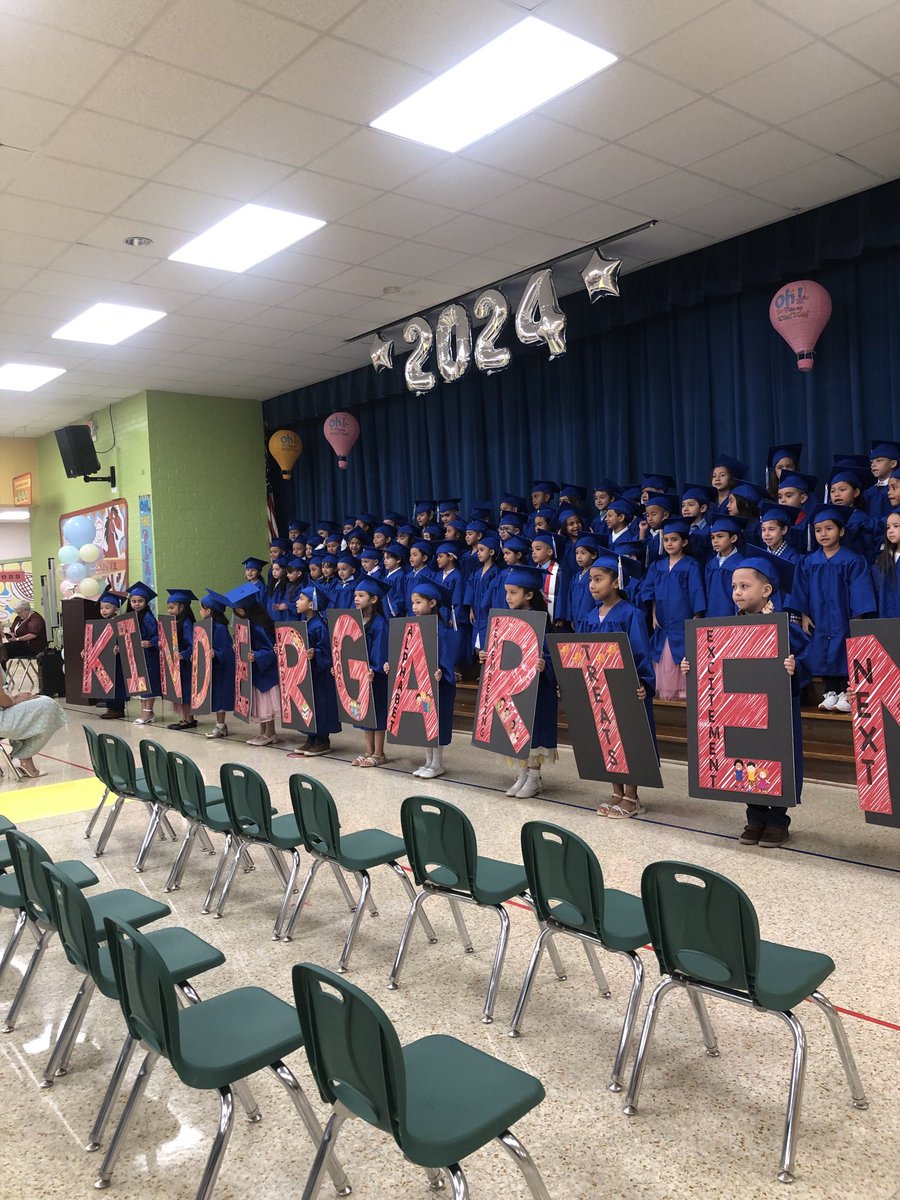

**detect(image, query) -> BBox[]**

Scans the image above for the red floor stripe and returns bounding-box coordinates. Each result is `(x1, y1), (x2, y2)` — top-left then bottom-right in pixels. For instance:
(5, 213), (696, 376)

(815, 1001), (900, 1033)
(36, 753), (93, 772)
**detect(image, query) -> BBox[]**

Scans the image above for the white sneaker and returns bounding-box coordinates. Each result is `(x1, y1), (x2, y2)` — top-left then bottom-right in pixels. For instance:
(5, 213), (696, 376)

(506, 769), (528, 797)
(206, 725), (228, 739)
(818, 691), (838, 711)
(517, 771), (542, 799)
(833, 692), (852, 713)
(412, 765), (428, 778)
(419, 766), (445, 779)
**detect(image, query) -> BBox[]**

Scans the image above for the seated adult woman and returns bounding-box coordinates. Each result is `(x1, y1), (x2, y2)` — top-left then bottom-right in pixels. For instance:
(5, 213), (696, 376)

(0, 685), (66, 778)
(2, 601), (48, 661)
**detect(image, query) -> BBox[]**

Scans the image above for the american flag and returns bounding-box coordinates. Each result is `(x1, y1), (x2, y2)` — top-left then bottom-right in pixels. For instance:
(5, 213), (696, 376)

(266, 492), (278, 543)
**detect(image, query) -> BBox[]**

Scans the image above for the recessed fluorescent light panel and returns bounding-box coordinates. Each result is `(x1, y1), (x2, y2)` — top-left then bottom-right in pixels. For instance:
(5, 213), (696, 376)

(52, 303), (166, 346)
(168, 204), (327, 272)
(370, 17), (617, 152)
(0, 362), (66, 391)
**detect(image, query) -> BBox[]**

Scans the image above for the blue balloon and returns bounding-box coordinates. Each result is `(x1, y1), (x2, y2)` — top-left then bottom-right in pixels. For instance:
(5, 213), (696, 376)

(65, 562), (87, 584)
(63, 515), (96, 548)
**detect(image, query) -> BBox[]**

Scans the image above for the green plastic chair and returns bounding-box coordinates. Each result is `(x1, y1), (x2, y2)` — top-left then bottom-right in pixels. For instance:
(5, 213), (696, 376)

(92, 731), (174, 859)
(215, 762), (300, 931)
(0, 814), (14, 872)
(281, 774), (436, 972)
(41, 861), (226, 1151)
(98, 916), (351, 1200)
(293, 963), (552, 1199)
(131, 739), (180, 873)
(82, 724), (112, 840)
(510, 821), (649, 1092)
(164, 749), (229, 894)
(389, 796), (565, 1024)
(3, 829), (169, 1034)
(623, 861), (868, 1184)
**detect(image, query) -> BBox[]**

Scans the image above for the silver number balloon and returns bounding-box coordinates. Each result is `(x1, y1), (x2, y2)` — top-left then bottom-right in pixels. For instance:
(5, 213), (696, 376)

(473, 289), (511, 374)
(434, 303), (472, 383)
(515, 268), (567, 359)
(402, 316), (436, 394)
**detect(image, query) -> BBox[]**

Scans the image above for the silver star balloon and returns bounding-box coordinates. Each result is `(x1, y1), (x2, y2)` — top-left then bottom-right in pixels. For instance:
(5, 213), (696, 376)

(581, 249), (622, 302)
(370, 333), (393, 372)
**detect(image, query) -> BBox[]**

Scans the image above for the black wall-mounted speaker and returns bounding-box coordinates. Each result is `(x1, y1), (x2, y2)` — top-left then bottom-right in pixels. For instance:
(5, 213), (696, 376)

(54, 425), (101, 479)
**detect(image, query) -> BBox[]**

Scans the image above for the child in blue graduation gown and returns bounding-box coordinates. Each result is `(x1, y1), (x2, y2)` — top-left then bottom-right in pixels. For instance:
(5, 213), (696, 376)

(165, 588), (197, 731)
(407, 578), (460, 780)
(404, 541), (437, 613)
(319, 554), (339, 603)
(288, 584), (340, 758)
(531, 533), (571, 627)
(225, 582), (280, 747)
(495, 535), (531, 610)
(199, 591), (235, 740)
(704, 515), (746, 617)
(569, 535), (601, 631)
(710, 452), (747, 515)
(241, 557), (268, 606)
(639, 518), (705, 701)
(332, 553), (361, 609)
(381, 542), (409, 618)
(791, 505), (877, 713)
(97, 589), (128, 718)
(864, 440), (899, 520)
(585, 554), (658, 819)
(872, 511), (900, 616)
(350, 576), (390, 769)
(465, 533), (501, 654)
(125, 582), (161, 726)
(829, 468), (877, 562)
(266, 557), (291, 622)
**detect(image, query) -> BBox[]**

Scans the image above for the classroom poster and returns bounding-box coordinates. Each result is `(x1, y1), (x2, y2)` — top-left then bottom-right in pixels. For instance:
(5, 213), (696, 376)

(0, 558), (33, 630)
(157, 615), (184, 704)
(114, 614), (149, 697)
(386, 615), (439, 747)
(58, 500), (128, 600)
(233, 617), (252, 722)
(847, 619), (900, 829)
(191, 618), (213, 715)
(549, 633), (663, 788)
(472, 609), (547, 758)
(82, 620), (116, 700)
(327, 609), (376, 729)
(685, 614), (797, 806)
(275, 622), (317, 734)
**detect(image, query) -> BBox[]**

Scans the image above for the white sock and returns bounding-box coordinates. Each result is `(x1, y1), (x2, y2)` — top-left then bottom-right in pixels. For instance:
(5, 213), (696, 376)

(431, 745), (444, 770)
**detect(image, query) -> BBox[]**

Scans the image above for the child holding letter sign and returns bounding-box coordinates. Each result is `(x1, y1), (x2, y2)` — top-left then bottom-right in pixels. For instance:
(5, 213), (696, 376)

(408, 579), (459, 780)
(224, 583), (280, 746)
(350, 576), (390, 768)
(288, 584), (340, 758)
(125, 582), (160, 725)
(199, 591), (235, 740)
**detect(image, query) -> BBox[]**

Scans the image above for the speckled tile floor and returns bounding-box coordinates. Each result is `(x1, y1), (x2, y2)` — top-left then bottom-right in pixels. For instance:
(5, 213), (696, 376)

(1, 700), (898, 1200)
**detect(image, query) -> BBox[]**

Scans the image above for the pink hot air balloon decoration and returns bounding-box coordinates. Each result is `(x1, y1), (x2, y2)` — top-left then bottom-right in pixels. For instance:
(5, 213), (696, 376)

(323, 410), (360, 469)
(769, 280), (832, 371)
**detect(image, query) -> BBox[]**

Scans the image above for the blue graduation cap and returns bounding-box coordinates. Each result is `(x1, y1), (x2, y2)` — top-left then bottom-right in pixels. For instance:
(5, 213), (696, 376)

(316, 519), (339, 534)
(446, 518), (467, 533)
(609, 543), (647, 582)
(498, 510), (527, 529)
(713, 453), (748, 477)
(504, 566), (545, 591)
(661, 516), (692, 536)
(242, 557), (266, 571)
(397, 524), (416, 537)
(359, 546), (381, 563)
(607, 497), (637, 518)
(336, 552), (359, 568)
(286, 557), (305, 570)
(200, 589), (229, 613)
(480, 532), (501, 553)
(467, 502), (494, 523)
(125, 582), (157, 602)
(827, 464), (864, 488)
(323, 530), (343, 545)
(504, 535), (532, 555)
(272, 555), (289, 568)
(597, 548), (645, 586)
(286, 519), (309, 534)
(374, 524), (394, 539)
(409, 578), (454, 608)
(413, 499), (436, 517)
(353, 576), (389, 599)
(768, 443), (802, 469)
(559, 483), (587, 502)
(437, 498), (461, 513)
(270, 537), (291, 551)
(777, 471), (817, 494)
(530, 480), (559, 496)
(383, 512), (405, 525)
(575, 534), (601, 552)
(308, 554), (324, 567)
(320, 553), (338, 566)
(555, 506), (581, 526)
(466, 518), (490, 534)
(641, 472), (676, 492)
(611, 538), (644, 558)
(347, 528), (372, 545)
(531, 532), (557, 551)
(809, 503), (850, 527)
(98, 589), (125, 608)
(708, 515), (747, 535)
(300, 584), (330, 611)
(533, 505), (557, 523)
(731, 480), (767, 505)
(681, 483), (717, 506)
(384, 541), (410, 561)
(759, 503), (794, 526)
(593, 478), (618, 496)
(166, 588), (198, 604)
(739, 555), (796, 593)
(871, 439), (900, 460)
(422, 523), (443, 539)
(620, 485), (643, 503)
(411, 539), (434, 559)
(500, 493), (528, 511)
(644, 493), (678, 513)
(434, 541), (460, 558)
(225, 582), (262, 609)
(356, 511), (377, 526)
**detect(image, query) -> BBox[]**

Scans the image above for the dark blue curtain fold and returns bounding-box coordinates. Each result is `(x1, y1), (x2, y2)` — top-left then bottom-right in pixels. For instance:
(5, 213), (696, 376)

(263, 179), (900, 526)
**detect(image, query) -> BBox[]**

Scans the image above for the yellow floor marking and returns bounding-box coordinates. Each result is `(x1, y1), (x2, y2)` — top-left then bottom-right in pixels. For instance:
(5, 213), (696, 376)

(0, 777), (114, 825)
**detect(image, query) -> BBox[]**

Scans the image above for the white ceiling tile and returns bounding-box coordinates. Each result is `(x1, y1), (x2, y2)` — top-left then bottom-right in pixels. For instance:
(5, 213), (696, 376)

(749, 155), (884, 207)
(842, 128), (900, 176)
(238, 251), (347, 287)
(416, 213), (528, 255)
(120, 330), (197, 353)
(635, 0), (812, 91)
(0, 264), (39, 290)
(18, 269), (111, 300)
(113, 182), (237, 232)
(462, 115), (604, 176)
(213, 321), (299, 344)
(277, 288), (370, 317)
(245, 304), (331, 330)
(0, 195), (101, 243)
(0, 312), (56, 336)
(536, 0), (724, 55)
(334, 296), (424, 327)
(3, 233), (68, 269)
(331, 273), (455, 309)
(620, 100), (766, 168)
(0, 291), (75, 320)
(300, 314), (373, 340)
(241, 0), (360, 31)
(715, 42), (879, 124)
(127, 259), (235, 295)
(828, 3), (900, 74)
(7, 157), (141, 212)
(397, 159), (526, 210)
(754, 0), (896, 35)
(136, 0), (319, 88)
(365, 242), (470, 277)
(263, 329), (343, 355)
(151, 314), (232, 338)
(85, 55), (250, 138)
(0, 14), (119, 104)
(210, 275), (304, 305)
(154, 144), (295, 201)
(306, 128), (448, 190)
(206, 96), (355, 167)
(43, 111), (192, 178)
(676, 192), (796, 238)
(541, 143), (671, 200)
(691, 129), (828, 187)
(486, 230), (585, 268)
(282, 225), (401, 266)
(343, 194), (459, 239)
(78, 216), (193, 260)
(607, 170), (735, 218)
(105, 282), (199, 312)
(264, 36), (429, 124)
(184, 337), (252, 359)
(0, 145), (35, 187)
(544, 199), (655, 243)
(248, 170), (382, 221)
(0, 87), (69, 149)
(315, 265), (417, 300)
(48, 243), (151, 284)
(0, 0), (168, 45)
(474, 181), (593, 229)
(781, 80), (900, 151)
(612, 221), (716, 263)
(541, 61), (699, 142)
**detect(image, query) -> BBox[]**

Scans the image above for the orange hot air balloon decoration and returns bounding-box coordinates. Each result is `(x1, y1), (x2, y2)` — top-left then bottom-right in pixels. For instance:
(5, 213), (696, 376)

(268, 429), (303, 479)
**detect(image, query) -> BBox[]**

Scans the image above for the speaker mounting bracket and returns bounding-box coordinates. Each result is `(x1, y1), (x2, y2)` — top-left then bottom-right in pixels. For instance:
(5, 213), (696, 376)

(83, 466), (116, 487)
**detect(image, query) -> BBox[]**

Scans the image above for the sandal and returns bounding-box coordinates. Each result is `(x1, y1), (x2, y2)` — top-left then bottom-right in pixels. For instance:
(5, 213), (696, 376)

(598, 800), (646, 819)
(351, 754), (368, 767)
(358, 754), (387, 768)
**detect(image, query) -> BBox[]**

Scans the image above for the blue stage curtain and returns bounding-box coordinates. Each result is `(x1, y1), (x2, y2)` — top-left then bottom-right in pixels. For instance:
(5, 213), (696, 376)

(263, 178), (900, 525)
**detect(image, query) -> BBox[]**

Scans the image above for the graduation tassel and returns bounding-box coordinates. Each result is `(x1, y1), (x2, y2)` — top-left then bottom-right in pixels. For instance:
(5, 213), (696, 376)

(618, 558), (625, 591)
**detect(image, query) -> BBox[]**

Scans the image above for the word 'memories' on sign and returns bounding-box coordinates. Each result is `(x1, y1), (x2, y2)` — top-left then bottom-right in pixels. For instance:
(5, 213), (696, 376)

(473, 609), (546, 758)
(847, 619), (900, 828)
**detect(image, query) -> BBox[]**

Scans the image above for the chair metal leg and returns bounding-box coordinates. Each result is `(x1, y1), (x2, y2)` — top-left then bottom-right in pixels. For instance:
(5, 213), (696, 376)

(608, 950), (645, 1093)
(583, 943), (611, 997)
(508, 925), (554, 1038)
(0, 907), (28, 990)
(86, 1034), (137, 1151)
(230, 1078), (262, 1123)
(195, 1087), (235, 1200)
(240, 845), (255, 872)
(387, 890), (431, 990)
(84, 787), (110, 839)
(166, 822), (199, 892)
(329, 862), (357, 911)
(212, 837), (247, 918)
(424, 1166), (446, 1191)
(337, 871), (370, 973)
(159, 812), (178, 840)
(299, 1107), (349, 1200)
(197, 825), (215, 854)
(448, 898), (473, 952)
(808, 991), (868, 1108)
(519, 895), (566, 979)
(263, 842), (291, 889)
(133, 806), (162, 873)
(446, 1164), (470, 1199)
(282, 858), (323, 942)
(94, 793), (126, 857)
(497, 1128), (552, 1200)
(202, 833), (235, 914)
(482, 903), (511, 1024)
(3, 927), (54, 1032)
(270, 1061), (352, 1196)
(352, 871), (379, 917)
(41, 975), (96, 1085)
(95, 1049), (160, 1188)
(773, 1009), (808, 1184)
(623, 975), (679, 1116)
(272, 850), (302, 941)
(388, 862), (437, 943)
(687, 987), (720, 1056)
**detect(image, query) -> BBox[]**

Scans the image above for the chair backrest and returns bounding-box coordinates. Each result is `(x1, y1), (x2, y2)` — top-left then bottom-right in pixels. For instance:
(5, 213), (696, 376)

(166, 751), (211, 821)
(97, 732), (138, 795)
(220, 762), (273, 839)
(42, 862), (102, 979)
(400, 796), (479, 897)
(0, 815), (15, 836)
(641, 861), (761, 998)
(104, 914), (181, 1061)
(288, 774), (342, 859)
(139, 739), (170, 802)
(7, 829), (62, 926)
(521, 821), (606, 937)
(83, 724), (108, 784)
(292, 963), (406, 1144)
